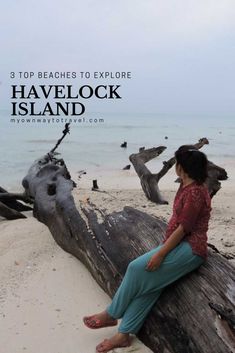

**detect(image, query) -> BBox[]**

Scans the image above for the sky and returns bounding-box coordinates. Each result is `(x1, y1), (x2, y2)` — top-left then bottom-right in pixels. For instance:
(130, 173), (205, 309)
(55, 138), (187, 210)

(0, 0), (235, 116)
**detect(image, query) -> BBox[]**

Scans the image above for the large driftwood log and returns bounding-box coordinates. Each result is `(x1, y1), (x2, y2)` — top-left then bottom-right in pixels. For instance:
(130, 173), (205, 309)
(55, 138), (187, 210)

(130, 138), (228, 204)
(22, 151), (235, 353)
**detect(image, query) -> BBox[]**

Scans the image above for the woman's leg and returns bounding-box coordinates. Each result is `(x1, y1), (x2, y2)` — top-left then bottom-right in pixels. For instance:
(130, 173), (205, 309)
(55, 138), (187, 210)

(118, 289), (163, 333)
(109, 241), (204, 334)
(86, 241), (204, 352)
(84, 246), (161, 329)
(107, 246), (162, 319)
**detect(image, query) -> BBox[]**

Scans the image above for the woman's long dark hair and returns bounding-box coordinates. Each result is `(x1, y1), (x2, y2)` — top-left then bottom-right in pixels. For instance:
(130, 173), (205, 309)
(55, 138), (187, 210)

(175, 145), (208, 184)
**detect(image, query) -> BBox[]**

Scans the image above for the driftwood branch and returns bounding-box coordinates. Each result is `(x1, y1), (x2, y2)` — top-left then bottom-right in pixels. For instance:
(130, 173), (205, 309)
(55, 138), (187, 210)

(0, 192), (33, 204)
(0, 186), (33, 211)
(0, 201), (27, 220)
(50, 122), (70, 154)
(0, 186), (32, 219)
(206, 161), (228, 197)
(129, 146), (168, 204)
(157, 137), (209, 181)
(130, 138), (228, 204)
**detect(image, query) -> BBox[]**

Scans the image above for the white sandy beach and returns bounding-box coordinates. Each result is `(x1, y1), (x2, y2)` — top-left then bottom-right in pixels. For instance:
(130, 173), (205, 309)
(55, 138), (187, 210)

(0, 165), (234, 353)
(0, 216), (153, 353)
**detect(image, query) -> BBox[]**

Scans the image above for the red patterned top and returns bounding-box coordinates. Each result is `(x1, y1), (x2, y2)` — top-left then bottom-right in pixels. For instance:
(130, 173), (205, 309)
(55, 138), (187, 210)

(163, 181), (211, 259)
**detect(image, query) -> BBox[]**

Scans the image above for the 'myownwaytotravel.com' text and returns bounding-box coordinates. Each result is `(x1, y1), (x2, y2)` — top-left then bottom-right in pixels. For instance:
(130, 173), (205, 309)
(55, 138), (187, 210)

(10, 117), (105, 124)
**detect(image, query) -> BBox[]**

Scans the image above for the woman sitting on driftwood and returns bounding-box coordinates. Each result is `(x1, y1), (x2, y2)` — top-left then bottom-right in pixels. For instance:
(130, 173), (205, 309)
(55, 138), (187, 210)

(83, 145), (212, 353)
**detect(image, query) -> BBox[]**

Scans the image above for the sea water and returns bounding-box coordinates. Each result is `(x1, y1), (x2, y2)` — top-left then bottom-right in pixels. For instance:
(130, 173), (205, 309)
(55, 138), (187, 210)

(0, 109), (234, 190)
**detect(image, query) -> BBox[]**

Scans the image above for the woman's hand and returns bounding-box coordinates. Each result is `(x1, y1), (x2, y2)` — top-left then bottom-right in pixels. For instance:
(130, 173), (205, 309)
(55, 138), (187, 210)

(145, 252), (165, 271)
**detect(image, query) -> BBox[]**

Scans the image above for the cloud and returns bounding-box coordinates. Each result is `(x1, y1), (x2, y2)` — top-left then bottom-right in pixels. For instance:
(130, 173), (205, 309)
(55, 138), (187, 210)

(1, 1), (234, 57)
(0, 0), (234, 114)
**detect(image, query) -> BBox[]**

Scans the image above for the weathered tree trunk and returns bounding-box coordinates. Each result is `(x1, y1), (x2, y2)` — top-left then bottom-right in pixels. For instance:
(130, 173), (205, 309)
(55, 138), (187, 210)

(130, 138), (228, 204)
(21, 151), (235, 353)
(129, 146), (168, 204)
(206, 161), (228, 197)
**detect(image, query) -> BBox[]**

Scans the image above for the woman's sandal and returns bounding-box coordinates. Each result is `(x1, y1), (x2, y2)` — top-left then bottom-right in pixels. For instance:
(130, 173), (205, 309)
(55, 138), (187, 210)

(96, 338), (131, 353)
(83, 315), (118, 329)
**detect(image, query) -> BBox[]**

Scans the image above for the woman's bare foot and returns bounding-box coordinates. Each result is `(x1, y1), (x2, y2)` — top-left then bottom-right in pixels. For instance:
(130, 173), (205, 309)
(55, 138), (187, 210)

(96, 333), (131, 353)
(83, 310), (118, 329)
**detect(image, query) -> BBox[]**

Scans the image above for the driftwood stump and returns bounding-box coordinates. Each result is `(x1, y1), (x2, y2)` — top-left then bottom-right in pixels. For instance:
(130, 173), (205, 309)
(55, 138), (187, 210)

(130, 138), (228, 204)
(20, 150), (235, 353)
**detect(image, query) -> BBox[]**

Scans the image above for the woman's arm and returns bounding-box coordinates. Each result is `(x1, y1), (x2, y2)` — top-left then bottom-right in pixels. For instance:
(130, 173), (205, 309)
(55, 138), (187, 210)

(146, 188), (206, 271)
(146, 224), (185, 271)
(158, 224), (185, 257)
